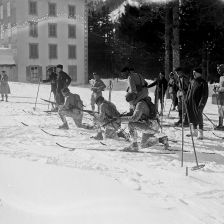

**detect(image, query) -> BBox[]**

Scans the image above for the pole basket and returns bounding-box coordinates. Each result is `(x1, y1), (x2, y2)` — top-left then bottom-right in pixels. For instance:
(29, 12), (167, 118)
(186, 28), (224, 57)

(191, 164), (205, 171)
(212, 93), (224, 105)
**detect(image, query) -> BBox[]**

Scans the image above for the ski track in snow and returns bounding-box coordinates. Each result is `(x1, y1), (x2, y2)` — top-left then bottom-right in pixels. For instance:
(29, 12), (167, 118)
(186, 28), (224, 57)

(0, 81), (224, 224)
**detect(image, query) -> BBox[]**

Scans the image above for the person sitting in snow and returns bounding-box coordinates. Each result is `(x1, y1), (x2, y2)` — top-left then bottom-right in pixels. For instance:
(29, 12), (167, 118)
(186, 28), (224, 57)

(58, 88), (92, 130)
(121, 92), (168, 152)
(91, 96), (126, 140)
(90, 72), (106, 112)
(214, 64), (224, 130)
(185, 67), (208, 140)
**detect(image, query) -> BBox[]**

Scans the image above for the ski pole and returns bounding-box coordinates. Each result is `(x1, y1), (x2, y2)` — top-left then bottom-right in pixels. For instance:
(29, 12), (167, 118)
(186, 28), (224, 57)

(47, 90), (52, 110)
(203, 113), (216, 128)
(34, 77), (41, 111)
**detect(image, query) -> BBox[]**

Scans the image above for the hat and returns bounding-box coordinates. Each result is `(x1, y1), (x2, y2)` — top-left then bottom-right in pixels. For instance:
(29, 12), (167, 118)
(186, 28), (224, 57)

(95, 96), (104, 104)
(193, 67), (202, 74)
(56, 64), (63, 69)
(125, 92), (137, 102)
(62, 88), (70, 94)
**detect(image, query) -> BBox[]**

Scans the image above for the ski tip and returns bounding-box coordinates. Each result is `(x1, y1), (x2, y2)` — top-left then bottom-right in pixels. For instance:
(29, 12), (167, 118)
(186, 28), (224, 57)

(191, 164), (205, 171)
(21, 122), (29, 126)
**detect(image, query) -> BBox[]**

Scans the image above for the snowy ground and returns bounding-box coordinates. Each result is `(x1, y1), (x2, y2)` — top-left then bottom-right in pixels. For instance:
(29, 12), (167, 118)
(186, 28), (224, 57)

(0, 80), (224, 224)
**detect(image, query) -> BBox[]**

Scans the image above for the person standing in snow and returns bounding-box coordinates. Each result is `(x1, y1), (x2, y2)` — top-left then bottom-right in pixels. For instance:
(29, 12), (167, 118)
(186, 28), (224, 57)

(214, 64), (224, 130)
(168, 72), (178, 111)
(174, 67), (190, 127)
(90, 72), (106, 112)
(147, 72), (168, 115)
(186, 68), (208, 140)
(91, 96), (125, 140)
(121, 92), (168, 152)
(0, 71), (11, 102)
(55, 64), (72, 108)
(58, 88), (92, 130)
(42, 67), (57, 102)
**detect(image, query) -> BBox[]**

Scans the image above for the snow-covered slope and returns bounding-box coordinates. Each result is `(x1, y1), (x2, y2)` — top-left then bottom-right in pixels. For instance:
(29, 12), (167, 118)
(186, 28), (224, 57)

(0, 80), (224, 224)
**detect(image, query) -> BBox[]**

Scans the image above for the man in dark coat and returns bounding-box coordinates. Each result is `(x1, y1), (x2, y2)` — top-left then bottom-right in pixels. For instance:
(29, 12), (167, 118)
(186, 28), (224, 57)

(147, 72), (168, 115)
(42, 67), (57, 101)
(186, 67), (208, 139)
(56, 64), (72, 106)
(174, 67), (190, 126)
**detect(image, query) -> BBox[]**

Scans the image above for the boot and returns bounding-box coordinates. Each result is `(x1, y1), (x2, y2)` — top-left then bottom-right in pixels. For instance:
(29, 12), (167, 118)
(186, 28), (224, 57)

(91, 132), (103, 140)
(123, 142), (139, 152)
(174, 120), (182, 127)
(214, 117), (224, 130)
(59, 123), (69, 130)
(159, 136), (169, 150)
(197, 129), (203, 140)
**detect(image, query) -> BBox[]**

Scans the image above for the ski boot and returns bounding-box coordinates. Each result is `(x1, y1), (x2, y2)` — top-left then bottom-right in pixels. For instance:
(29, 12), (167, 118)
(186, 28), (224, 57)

(91, 132), (103, 140)
(123, 142), (139, 152)
(59, 123), (69, 130)
(159, 136), (169, 150)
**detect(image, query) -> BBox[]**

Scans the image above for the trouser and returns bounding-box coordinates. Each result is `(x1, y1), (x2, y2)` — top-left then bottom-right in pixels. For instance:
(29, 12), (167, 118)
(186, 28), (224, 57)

(177, 96), (188, 123)
(56, 90), (65, 105)
(1, 94), (8, 100)
(95, 117), (121, 139)
(170, 93), (178, 108)
(128, 120), (160, 147)
(155, 92), (165, 112)
(58, 108), (83, 128)
(192, 112), (204, 130)
(91, 92), (102, 111)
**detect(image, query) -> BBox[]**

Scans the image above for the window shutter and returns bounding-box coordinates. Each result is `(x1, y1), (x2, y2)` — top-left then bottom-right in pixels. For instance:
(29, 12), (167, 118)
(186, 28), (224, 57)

(26, 66), (31, 82)
(38, 66), (42, 81)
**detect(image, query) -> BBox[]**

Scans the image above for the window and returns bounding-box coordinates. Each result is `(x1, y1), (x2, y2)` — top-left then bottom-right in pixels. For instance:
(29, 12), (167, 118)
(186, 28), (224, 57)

(26, 66), (42, 82)
(7, 2), (10, 17)
(0, 25), (3, 39)
(68, 65), (77, 82)
(29, 43), (39, 59)
(48, 23), (57, 37)
(68, 5), (75, 18)
(49, 44), (57, 59)
(68, 45), (76, 59)
(68, 24), (76, 38)
(8, 23), (11, 37)
(0, 5), (3, 20)
(48, 3), (56, 17)
(29, 0), (37, 15)
(29, 21), (38, 37)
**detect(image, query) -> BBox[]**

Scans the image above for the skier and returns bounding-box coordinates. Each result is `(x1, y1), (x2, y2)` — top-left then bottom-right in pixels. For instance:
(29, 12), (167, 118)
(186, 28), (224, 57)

(90, 72), (106, 112)
(168, 72), (178, 110)
(42, 67), (57, 102)
(214, 64), (224, 130)
(147, 72), (168, 115)
(55, 64), (72, 108)
(186, 68), (208, 139)
(0, 71), (10, 102)
(91, 96), (124, 140)
(173, 67), (189, 127)
(58, 88), (92, 130)
(121, 92), (168, 152)
(121, 67), (148, 102)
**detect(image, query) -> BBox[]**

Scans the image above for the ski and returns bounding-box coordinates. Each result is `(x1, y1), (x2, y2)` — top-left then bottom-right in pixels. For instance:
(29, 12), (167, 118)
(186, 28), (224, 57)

(41, 98), (56, 105)
(55, 142), (176, 154)
(41, 128), (68, 137)
(21, 122), (29, 126)
(212, 131), (224, 139)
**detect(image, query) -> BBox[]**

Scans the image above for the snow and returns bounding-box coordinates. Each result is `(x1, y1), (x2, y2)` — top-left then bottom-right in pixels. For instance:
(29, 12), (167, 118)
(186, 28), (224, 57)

(0, 80), (224, 224)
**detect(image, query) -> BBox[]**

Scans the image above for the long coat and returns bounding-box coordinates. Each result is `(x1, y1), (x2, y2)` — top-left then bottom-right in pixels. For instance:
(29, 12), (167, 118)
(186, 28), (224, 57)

(186, 77), (208, 123)
(0, 73), (10, 94)
(57, 71), (72, 92)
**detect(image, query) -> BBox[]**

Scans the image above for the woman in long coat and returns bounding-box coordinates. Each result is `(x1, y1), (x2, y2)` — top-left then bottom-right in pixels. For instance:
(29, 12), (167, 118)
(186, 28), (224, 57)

(0, 71), (11, 101)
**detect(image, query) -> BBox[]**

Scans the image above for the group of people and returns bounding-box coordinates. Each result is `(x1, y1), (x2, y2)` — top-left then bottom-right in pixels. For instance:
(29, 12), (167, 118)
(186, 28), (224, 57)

(40, 62), (224, 151)
(0, 71), (10, 102)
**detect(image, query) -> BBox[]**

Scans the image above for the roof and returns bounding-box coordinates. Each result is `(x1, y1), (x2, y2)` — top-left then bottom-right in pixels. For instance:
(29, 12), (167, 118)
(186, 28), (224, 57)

(0, 48), (15, 66)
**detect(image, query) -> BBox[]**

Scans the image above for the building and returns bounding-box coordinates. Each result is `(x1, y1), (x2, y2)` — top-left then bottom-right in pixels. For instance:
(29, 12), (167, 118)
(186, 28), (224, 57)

(0, 0), (88, 84)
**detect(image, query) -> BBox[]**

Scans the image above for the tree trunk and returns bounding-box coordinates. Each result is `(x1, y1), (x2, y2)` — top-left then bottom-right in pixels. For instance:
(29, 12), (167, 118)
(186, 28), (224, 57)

(172, 0), (180, 70)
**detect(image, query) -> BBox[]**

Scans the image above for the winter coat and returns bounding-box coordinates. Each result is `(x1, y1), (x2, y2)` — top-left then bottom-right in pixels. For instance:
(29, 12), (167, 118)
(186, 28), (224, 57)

(168, 77), (178, 94)
(147, 77), (168, 97)
(56, 71), (71, 92)
(0, 73), (10, 94)
(43, 72), (57, 93)
(90, 79), (106, 99)
(61, 93), (83, 111)
(176, 76), (189, 98)
(186, 77), (208, 124)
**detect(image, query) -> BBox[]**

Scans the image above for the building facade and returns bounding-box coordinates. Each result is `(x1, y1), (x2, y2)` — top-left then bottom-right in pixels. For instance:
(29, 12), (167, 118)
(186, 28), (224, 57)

(0, 0), (88, 84)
